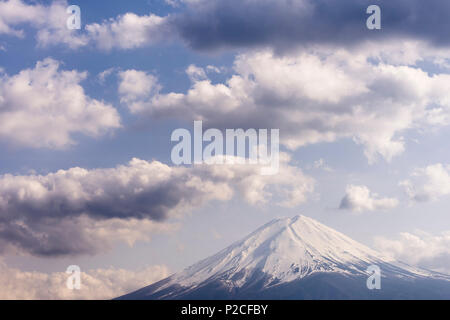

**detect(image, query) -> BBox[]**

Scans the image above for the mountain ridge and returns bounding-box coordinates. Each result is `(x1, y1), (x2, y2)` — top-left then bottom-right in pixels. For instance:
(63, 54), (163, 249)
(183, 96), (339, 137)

(118, 215), (450, 300)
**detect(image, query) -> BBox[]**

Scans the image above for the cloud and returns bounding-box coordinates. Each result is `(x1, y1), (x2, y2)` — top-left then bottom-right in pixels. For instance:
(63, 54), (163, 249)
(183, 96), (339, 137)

(165, 0), (180, 8)
(169, 0), (450, 52)
(339, 185), (399, 213)
(0, 261), (169, 299)
(206, 65), (223, 74)
(85, 13), (172, 50)
(0, 157), (314, 256)
(119, 48), (450, 162)
(118, 70), (160, 104)
(34, 1), (89, 49)
(400, 163), (450, 202)
(310, 158), (333, 172)
(4, 0), (450, 58)
(0, 215), (177, 257)
(0, 0), (46, 37)
(0, 58), (121, 149)
(0, 0), (88, 48)
(374, 231), (450, 274)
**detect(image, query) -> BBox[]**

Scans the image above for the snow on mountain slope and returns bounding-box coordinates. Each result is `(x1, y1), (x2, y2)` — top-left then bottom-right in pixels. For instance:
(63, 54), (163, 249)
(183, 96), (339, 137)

(151, 216), (436, 292)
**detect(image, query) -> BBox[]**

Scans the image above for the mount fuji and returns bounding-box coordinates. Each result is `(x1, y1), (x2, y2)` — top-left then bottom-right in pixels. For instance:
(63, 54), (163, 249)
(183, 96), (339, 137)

(118, 215), (450, 300)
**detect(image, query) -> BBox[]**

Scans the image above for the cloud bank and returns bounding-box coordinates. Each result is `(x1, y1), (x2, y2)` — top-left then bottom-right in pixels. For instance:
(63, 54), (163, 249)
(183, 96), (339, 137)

(171, 0), (450, 52)
(119, 47), (450, 163)
(0, 262), (169, 299)
(0, 157), (314, 256)
(0, 58), (121, 149)
(3, 0), (450, 54)
(400, 164), (450, 203)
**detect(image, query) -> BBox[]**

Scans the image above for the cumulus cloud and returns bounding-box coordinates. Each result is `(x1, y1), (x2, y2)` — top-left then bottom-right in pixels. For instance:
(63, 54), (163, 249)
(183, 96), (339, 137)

(186, 64), (207, 82)
(374, 231), (450, 274)
(119, 48), (450, 162)
(0, 0), (46, 37)
(170, 0), (450, 52)
(0, 0), (89, 48)
(400, 164), (450, 202)
(85, 13), (172, 50)
(310, 158), (333, 172)
(118, 70), (160, 104)
(0, 58), (121, 149)
(0, 157), (313, 256)
(0, 262), (169, 299)
(339, 185), (399, 213)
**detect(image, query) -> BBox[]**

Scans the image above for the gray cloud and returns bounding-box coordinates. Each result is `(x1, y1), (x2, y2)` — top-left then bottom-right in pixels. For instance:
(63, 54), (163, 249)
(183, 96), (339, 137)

(0, 215), (177, 257)
(339, 185), (398, 213)
(0, 157), (313, 256)
(375, 231), (450, 275)
(400, 163), (450, 203)
(4, 0), (450, 53)
(172, 0), (450, 52)
(120, 48), (450, 163)
(0, 58), (121, 149)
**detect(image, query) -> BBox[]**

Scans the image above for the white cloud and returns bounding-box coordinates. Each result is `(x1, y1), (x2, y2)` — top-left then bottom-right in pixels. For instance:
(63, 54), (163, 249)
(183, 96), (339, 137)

(97, 67), (116, 84)
(118, 70), (160, 104)
(186, 64), (207, 82)
(0, 261), (169, 299)
(206, 65), (222, 74)
(400, 163), (450, 202)
(166, 0), (450, 53)
(4, 3), (447, 159)
(374, 231), (450, 274)
(358, 40), (450, 69)
(0, 0), (170, 50)
(118, 48), (450, 163)
(0, 214), (178, 257)
(0, 157), (314, 256)
(3, 0), (450, 59)
(339, 185), (399, 213)
(0, 58), (121, 149)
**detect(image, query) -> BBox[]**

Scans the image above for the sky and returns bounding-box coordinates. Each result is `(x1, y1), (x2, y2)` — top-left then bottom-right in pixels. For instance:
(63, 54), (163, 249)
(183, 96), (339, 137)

(1, 0), (450, 299)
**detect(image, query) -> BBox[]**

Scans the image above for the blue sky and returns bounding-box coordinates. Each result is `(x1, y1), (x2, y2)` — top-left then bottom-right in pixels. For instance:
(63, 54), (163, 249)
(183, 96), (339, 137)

(1, 0), (450, 298)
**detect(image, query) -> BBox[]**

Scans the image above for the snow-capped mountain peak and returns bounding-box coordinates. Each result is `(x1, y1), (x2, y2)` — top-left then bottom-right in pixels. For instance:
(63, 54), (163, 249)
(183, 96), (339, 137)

(119, 215), (450, 300)
(160, 215), (389, 289)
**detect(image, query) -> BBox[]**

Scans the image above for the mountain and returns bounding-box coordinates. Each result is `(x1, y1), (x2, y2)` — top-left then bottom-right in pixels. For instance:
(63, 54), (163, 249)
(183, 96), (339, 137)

(118, 215), (450, 300)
